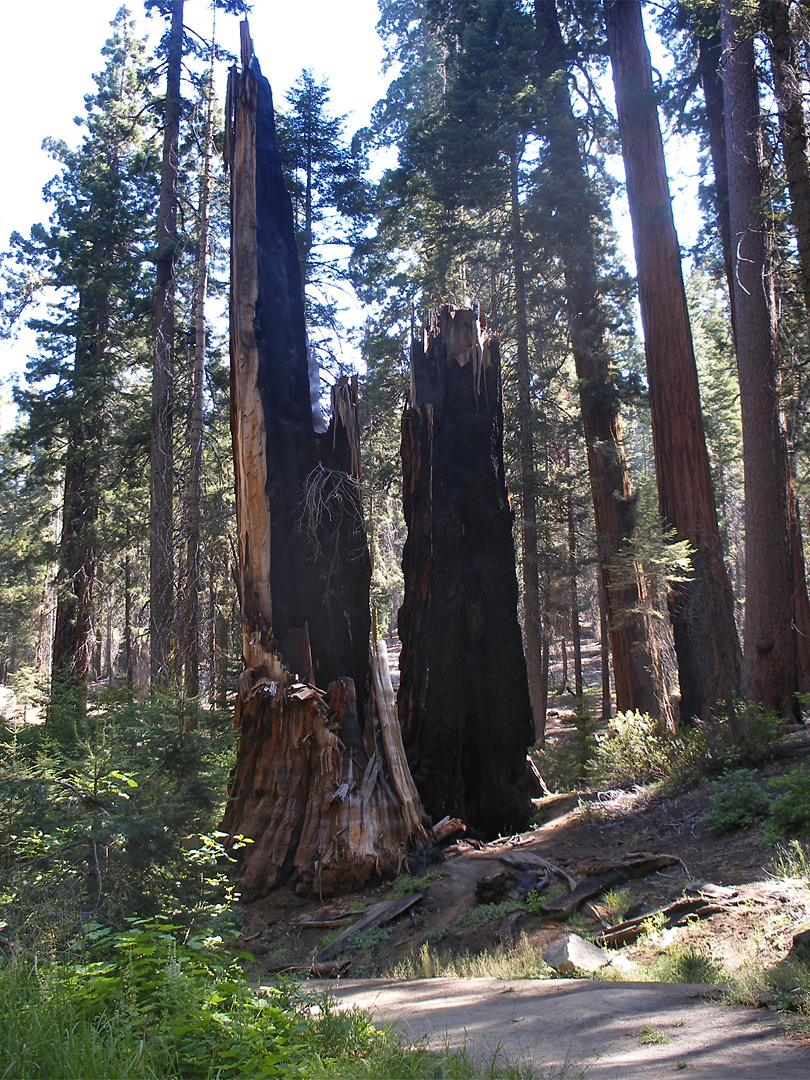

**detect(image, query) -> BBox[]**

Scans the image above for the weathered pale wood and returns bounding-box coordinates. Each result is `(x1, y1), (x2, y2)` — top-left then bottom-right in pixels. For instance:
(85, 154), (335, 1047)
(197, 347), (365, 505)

(314, 894), (424, 963)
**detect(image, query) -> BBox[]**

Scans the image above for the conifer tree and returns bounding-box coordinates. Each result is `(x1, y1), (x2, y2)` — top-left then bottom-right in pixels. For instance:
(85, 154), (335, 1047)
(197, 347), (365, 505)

(605, 0), (741, 723)
(1, 12), (157, 734)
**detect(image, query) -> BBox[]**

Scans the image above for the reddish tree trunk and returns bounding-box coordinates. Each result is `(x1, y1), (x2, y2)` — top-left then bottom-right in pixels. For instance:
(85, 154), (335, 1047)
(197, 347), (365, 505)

(721, 4), (810, 712)
(606, 0), (741, 722)
(535, 0), (660, 717)
(398, 306), (534, 839)
(221, 27), (428, 897)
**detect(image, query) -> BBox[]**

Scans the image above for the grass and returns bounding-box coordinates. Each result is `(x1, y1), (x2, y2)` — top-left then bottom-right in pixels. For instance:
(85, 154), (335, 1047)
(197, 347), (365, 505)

(638, 1025), (669, 1045)
(0, 948), (569, 1080)
(389, 934), (553, 980)
(770, 839), (810, 881)
(725, 956), (810, 1030)
(647, 945), (726, 985)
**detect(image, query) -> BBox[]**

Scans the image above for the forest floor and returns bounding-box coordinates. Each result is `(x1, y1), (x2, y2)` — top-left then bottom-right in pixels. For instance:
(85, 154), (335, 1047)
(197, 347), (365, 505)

(240, 646), (810, 1076)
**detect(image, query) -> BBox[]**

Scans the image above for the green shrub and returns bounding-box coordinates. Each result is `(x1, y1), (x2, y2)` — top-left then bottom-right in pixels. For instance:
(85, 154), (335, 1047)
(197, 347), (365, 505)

(0, 690), (237, 951)
(455, 899), (522, 929)
(704, 769), (772, 833)
(589, 711), (675, 787)
(768, 766), (810, 838)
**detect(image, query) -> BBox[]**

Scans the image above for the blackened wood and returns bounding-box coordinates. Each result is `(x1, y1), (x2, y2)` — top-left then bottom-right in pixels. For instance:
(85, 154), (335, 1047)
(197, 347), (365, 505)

(398, 306), (534, 838)
(222, 27), (429, 897)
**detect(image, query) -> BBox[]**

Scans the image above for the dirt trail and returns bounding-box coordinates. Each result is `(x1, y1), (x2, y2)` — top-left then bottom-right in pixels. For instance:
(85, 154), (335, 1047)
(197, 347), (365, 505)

(324, 976), (810, 1078)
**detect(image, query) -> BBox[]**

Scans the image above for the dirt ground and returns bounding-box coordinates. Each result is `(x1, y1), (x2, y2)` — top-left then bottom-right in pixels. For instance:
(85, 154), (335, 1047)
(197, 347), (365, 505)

(241, 670), (810, 1074)
(323, 976), (810, 1077)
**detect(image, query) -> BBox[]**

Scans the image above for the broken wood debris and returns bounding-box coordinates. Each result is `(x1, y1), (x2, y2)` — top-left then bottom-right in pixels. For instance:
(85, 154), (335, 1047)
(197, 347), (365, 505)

(262, 960), (351, 979)
(432, 815), (466, 844)
(542, 853), (680, 917)
(314, 893), (423, 963)
(595, 896), (729, 949)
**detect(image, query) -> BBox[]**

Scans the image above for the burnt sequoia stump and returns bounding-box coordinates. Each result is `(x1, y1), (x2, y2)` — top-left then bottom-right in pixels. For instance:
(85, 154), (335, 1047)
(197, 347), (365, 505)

(221, 25), (428, 898)
(398, 306), (534, 838)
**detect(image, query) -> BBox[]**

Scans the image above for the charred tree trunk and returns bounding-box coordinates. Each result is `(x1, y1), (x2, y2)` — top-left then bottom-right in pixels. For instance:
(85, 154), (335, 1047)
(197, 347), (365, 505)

(721, 4), (810, 712)
(606, 0), (741, 722)
(221, 26), (429, 898)
(534, 0), (660, 718)
(398, 306), (534, 839)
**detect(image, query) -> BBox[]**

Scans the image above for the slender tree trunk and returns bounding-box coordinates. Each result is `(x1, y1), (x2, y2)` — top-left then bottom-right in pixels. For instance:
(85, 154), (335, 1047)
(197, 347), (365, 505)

(763, 0), (810, 314)
(124, 528), (133, 688)
(508, 147), (546, 742)
(565, 478), (583, 699)
(693, 22), (736, 325)
(535, 1), (660, 717)
(558, 637), (568, 695)
(50, 297), (108, 736)
(398, 306), (534, 837)
(179, 46), (215, 707)
(721, 3), (810, 712)
(606, 0), (741, 723)
(221, 27), (429, 896)
(150, 0), (183, 692)
(599, 576), (612, 720)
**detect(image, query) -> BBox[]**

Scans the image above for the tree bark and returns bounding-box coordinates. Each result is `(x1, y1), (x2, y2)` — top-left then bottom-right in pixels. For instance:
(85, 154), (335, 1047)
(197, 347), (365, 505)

(763, 0), (810, 314)
(150, 0), (184, 692)
(508, 148), (546, 742)
(398, 305), (534, 839)
(221, 27), (429, 897)
(179, 54), (215, 709)
(50, 293), (108, 737)
(693, 21), (736, 325)
(721, 3), (810, 712)
(606, 0), (741, 723)
(535, 0), (660, 718)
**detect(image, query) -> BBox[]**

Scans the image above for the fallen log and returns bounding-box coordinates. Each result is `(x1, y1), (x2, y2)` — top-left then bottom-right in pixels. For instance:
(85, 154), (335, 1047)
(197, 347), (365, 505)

(595, 897), (729, 948)
(542, 853), (681, 917)
(314, 893), (424, 963)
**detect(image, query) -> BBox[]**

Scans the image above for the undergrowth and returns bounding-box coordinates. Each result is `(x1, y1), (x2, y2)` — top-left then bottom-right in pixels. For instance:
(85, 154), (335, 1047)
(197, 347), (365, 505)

(390, 934), (553, 980)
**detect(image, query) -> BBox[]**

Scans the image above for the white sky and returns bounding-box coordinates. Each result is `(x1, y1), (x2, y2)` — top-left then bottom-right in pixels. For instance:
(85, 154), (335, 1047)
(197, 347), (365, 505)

(0, 0), (700, 422)
(0, 0), (389, 402)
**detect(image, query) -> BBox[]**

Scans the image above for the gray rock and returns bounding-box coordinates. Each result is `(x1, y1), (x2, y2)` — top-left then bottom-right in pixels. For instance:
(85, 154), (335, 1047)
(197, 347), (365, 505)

(542, 933), (611, 974)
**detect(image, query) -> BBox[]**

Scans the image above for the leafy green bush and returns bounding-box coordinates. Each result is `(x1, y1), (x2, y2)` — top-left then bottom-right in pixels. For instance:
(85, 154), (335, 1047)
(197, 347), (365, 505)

(768, 766), (810, 838)
(704, 769), (772, 833)
(589, 711), (675, 787)
(0, 921), (463, 1079)
(0, 689), (237, 951)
